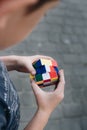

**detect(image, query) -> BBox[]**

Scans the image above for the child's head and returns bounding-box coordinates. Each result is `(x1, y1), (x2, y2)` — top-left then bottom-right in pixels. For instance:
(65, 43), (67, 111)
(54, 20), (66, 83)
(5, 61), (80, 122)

(0, 0), (58, 49)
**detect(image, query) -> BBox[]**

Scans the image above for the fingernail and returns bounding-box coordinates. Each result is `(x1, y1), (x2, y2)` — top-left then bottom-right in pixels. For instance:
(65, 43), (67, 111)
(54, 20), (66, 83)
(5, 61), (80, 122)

(32, 71), (36, 75)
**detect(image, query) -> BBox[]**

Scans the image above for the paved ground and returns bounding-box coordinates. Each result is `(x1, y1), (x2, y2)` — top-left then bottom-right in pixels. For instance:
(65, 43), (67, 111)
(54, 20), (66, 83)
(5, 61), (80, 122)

(0, 0), (87, 130)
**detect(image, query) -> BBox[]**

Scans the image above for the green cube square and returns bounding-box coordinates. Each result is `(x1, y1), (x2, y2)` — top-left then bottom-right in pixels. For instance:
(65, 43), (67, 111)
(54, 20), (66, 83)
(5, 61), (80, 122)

(33, 62), (37, 68)
(35, 74), (43, 82)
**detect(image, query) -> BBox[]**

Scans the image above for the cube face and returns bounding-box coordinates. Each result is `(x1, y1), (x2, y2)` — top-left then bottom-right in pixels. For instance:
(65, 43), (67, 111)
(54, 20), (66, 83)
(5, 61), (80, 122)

(30, 59), (59, 87)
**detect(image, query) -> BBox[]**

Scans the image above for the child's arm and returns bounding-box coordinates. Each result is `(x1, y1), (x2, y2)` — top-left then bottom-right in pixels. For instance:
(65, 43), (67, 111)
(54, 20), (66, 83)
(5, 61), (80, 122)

(24, 70), (65, 130)
(0, 55), (53, 74)
(0, 55), (18, 71)
(24, 110), (50, 130)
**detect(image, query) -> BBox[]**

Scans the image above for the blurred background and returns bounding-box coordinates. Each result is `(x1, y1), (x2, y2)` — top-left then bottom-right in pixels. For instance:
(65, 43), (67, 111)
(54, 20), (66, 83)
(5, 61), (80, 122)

(0, 0), (87, 129)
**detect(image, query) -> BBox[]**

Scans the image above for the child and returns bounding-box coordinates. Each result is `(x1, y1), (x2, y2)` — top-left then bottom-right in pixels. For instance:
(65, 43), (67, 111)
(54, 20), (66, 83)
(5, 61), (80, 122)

(0, 0), (65, 130)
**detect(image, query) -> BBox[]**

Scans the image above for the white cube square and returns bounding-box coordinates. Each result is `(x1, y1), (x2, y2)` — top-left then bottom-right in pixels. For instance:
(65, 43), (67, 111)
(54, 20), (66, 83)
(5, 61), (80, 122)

(42, 73), (50, 80)
(45, 65), (50, 72)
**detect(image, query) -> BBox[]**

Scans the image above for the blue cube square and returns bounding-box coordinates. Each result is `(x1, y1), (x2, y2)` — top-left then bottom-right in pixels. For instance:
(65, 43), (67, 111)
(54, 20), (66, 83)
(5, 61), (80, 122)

(33, 59), (42, 68)
(54, 67), (59, 75)
(40, 65), (46, 74)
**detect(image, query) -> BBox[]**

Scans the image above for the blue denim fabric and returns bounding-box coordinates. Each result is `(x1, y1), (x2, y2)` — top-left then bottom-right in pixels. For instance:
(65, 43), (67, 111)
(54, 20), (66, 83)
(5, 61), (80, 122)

(0, 61), (20, 130)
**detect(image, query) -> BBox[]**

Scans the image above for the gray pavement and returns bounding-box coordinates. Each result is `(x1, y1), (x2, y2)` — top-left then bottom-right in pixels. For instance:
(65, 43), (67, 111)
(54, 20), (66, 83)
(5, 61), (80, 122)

(0, 0), (87, 130)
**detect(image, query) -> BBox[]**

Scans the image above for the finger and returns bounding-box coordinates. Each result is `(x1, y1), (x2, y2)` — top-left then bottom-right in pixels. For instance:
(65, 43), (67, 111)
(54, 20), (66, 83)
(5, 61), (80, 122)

(29, 64), (36, 75)
(59, 69), (65, 85)
(25, 63), (36, 75)
(55, 69), (65, 93)
(36, 55), (54, 60)
(31, 80), (43, 96)
(32, 55), (54, 62)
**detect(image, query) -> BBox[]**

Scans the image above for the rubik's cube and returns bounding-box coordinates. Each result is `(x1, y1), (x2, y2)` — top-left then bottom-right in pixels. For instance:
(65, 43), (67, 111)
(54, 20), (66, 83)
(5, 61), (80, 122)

(30, 59), (59, 87)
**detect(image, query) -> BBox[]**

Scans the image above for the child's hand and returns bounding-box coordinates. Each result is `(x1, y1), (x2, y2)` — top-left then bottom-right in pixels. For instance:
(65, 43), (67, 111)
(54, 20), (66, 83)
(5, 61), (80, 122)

(16, 55), (53, 74)
(31, 70), (65, 115)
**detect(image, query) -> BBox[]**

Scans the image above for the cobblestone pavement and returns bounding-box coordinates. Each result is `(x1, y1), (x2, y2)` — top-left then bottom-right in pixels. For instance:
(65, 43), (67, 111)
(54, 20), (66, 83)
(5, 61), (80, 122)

(0, 0), (87, 130)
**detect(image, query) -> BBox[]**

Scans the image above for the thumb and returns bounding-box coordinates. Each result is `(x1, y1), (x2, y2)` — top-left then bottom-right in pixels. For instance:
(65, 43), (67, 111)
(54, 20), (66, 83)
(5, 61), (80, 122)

(26, 63), (36, 75)
(31, 80), (42, 96)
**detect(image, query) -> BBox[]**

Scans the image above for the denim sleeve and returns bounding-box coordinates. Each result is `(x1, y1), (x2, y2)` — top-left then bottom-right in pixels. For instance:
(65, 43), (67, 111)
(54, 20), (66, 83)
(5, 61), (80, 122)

(0, 61), (20, 130)
(0, 103), (7, 130)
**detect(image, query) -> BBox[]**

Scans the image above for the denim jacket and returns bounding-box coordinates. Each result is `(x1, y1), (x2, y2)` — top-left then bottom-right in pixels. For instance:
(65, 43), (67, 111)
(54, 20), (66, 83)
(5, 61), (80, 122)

(0, 61), (20, 130)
